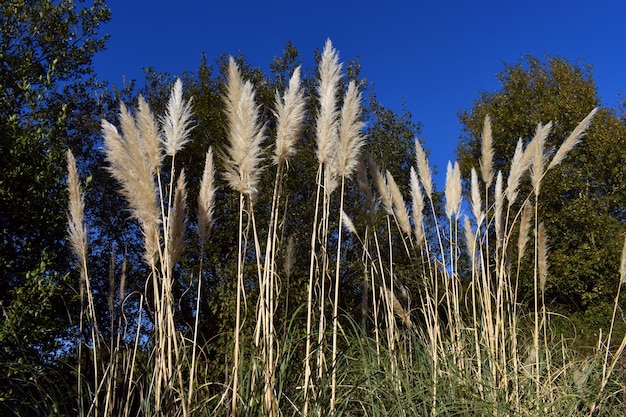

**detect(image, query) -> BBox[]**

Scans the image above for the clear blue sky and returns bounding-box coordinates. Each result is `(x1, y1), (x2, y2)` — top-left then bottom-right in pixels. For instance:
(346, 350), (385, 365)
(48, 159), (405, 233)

(93, 0), (626, 187)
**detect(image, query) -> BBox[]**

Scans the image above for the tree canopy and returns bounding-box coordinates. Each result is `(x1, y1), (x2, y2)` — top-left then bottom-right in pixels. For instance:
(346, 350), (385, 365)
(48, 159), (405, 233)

(457, 55), (626, 323)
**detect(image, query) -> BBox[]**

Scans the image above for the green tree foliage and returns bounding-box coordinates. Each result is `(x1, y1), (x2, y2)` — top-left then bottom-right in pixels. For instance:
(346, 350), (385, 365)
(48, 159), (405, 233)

(457, 55), (626, 323)
(0, 0), (111, 413)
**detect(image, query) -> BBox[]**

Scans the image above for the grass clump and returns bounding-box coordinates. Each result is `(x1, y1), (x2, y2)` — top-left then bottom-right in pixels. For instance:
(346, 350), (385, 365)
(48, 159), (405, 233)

(65, 42), (625, 416)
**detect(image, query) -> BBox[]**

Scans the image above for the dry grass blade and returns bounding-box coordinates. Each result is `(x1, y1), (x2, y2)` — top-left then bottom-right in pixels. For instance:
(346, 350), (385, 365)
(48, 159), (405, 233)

(198, 147), (217, 244)
(548, 108), (598, 170)
(222, 57), (266, 195)
(273, 66), (306, 166)
(161, 78), (194, 157)
(315, 39), (341, 166)
(481, 114), (494, 186)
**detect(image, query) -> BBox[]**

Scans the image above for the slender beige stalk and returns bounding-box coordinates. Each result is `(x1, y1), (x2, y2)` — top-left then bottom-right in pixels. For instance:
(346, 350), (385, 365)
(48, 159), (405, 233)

(273, 66), (306, 166)
(600, 235), (626, 393)
(197, 147), (217, 244)
(621, 234), (626, 285)
(548, 108), (597, 169)
(222, 56), (266, 417)
(415, 139), (433, 199)
(161, 78), (194, 157)
(480, 114), (494, 187)
(387, 170), (411, 236)
(304, 42), (343, 416)
(190, 149), (216, 409)
(537, 222), (549, 294)
(410, 167), (425, 247)
(330, 73), (365, 415)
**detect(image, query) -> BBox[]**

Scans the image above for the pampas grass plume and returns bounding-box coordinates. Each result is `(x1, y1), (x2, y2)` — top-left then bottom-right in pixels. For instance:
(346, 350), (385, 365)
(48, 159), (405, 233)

(223, 57), (266, 195)
(470, 167), (484, 224)
(137, 95), (163, 172)
(161, 79), (194, 157)
(198, 147), (217, 244)
(341, 210), (358, 235)
(67, 150), (87, 282)
(410, 166), (425, 246)
(386, 170), (411, 236)
(102, 105), (160, 263)
(415, 139), (433, 199)
(315, 39), (341, 166)
(273, 66), (306, 166)
(530, 121), (553, 196)
(548, 108), (598, 170)
(445, 161), (461, 219)
(506, 138), (525, 206)
(337, 80), (365, 178)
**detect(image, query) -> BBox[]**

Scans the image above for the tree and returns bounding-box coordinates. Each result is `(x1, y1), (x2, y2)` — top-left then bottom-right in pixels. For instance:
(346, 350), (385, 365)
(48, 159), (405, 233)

(0, 1), (111, 413)
(457, 55), (626, 327)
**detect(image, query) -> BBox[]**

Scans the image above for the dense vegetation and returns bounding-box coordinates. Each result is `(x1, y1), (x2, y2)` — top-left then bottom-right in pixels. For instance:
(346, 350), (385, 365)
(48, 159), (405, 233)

(1, 1), (625, 415)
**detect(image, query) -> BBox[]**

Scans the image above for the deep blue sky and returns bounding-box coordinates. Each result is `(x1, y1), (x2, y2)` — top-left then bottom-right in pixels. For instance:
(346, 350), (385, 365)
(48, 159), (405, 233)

(93, 0), (626, 187)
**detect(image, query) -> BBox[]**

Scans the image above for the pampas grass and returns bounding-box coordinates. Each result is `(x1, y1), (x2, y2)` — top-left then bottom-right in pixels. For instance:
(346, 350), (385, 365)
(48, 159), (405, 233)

(67, 42), (624, 417)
